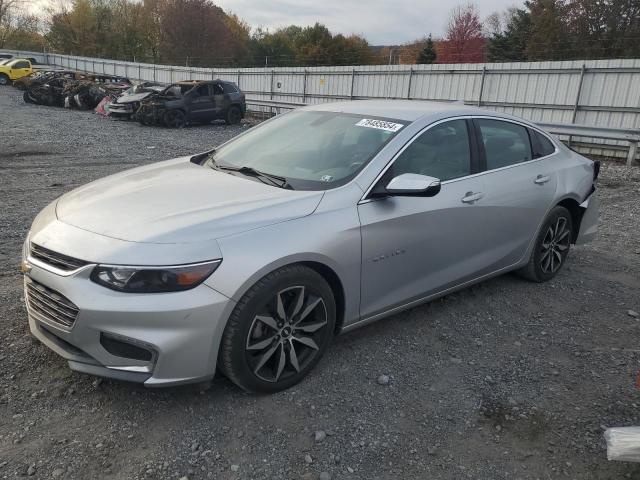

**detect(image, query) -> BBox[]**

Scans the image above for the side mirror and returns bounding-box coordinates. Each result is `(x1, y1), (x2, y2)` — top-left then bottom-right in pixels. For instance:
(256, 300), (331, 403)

(385, 173), (441, 197)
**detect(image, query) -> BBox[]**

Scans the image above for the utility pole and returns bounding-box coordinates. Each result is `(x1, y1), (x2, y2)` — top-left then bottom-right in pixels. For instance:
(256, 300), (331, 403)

(388, 48), (393, 65)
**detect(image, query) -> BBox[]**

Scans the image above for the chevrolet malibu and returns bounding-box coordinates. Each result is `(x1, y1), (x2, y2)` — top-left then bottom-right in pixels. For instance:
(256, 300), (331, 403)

(22, 101), (599, 392)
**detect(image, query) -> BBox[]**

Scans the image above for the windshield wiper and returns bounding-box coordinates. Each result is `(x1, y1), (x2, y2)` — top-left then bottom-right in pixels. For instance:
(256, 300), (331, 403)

(212, 161), (293, 190)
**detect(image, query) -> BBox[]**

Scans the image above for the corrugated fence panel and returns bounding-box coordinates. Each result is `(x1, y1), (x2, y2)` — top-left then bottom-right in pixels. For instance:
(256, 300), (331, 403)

(2, 49), (639, 159)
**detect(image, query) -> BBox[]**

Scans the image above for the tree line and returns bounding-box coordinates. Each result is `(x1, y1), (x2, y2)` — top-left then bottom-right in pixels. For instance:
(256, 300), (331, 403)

(1, 0), (639, 67)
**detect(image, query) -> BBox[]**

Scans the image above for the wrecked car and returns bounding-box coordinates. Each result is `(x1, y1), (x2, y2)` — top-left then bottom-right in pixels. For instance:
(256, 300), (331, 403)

(23, 75), (68, 107)
(23, 74), (124, 110)
(108, 82), (165, 119)
(136, 80), (246, 128)
(88, 74), (131, 86)
(13, 70), (78, 91)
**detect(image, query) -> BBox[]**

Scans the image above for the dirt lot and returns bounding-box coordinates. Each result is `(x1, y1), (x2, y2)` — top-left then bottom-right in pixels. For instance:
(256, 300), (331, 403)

(1, 87), (640, 480)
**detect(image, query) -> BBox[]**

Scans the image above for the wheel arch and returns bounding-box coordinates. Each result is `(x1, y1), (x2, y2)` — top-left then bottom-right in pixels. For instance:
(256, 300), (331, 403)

(298, 260), (346, 333)
(555, 197), (584, 243)
(221, 256), (349, 334)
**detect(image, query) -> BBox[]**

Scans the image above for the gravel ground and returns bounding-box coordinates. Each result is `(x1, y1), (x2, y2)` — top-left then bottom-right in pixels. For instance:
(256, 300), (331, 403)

(1, 87), (640, 480)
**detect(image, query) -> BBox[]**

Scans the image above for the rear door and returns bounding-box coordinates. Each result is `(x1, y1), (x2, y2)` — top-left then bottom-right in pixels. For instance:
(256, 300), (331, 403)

(472, 118), (558, 269)
(188, 84), (217, 123)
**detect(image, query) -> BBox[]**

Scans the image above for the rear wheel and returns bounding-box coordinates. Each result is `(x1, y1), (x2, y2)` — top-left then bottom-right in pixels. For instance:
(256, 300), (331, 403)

(0, 74), (9, 86)
(518, 206), (573, 282)
(219, 265), (335, 393)
(163, 109), (186, 128)
(225, 105), (242, 125)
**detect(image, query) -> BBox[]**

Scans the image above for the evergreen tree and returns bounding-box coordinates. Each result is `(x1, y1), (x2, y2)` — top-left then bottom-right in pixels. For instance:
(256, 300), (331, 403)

(416, 34), (437, 64)
(487, 8), (531, 62)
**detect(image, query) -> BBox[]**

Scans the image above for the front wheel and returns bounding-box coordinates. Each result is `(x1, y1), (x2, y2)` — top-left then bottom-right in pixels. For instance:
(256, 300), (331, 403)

(518, 206), (573, 282)
(219, 265), (336, 393)
(163, 109), (186, 128)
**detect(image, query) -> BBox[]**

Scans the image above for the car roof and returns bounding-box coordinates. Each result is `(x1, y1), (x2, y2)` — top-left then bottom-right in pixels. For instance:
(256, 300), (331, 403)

(301, 99), (523, 124)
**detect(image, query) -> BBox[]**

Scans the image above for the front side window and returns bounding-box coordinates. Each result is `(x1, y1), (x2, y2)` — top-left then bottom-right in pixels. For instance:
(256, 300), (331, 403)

(193, 84), (209, 97)
(478, 119), (532, 170)
(390, 119), (472, 181)
(206, 111), (406, 190)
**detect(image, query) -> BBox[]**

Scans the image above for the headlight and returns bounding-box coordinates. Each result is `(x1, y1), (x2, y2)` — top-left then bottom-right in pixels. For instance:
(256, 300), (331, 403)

(90, 260), (221, 293)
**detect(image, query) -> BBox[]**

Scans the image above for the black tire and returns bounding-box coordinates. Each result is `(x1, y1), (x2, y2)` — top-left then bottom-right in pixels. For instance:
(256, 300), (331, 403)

(23, 90), (33, 103)
(0, 74), (9, 86)
(225, 105), (242, 125)
(163, 109), (186, 128)
(518, 205), (573, 282)
(219, 265), (336, 393)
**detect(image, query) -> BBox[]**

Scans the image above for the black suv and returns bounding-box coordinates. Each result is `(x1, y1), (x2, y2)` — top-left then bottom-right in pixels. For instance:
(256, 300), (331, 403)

(137, 80), (246, 128)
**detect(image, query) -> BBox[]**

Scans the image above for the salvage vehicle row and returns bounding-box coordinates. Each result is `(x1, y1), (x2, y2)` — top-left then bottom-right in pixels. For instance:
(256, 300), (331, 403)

(3, 60), (247, 128)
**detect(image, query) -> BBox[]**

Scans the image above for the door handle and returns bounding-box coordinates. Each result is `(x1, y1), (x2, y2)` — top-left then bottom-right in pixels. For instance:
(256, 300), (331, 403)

(461, 192), (484, 204)
(534, 175), (550, 185)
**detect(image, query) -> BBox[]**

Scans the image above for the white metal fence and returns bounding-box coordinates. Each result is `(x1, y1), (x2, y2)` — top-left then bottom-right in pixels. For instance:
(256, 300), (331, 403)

(3, 49), (639, 161)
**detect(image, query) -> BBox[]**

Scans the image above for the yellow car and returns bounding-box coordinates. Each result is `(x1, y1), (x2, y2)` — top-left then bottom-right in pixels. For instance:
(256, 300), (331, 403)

(0, 58), (34, 86)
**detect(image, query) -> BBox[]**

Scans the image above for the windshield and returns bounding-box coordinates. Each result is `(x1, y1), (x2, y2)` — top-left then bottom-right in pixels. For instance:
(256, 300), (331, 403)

(207, 111), (406, 190)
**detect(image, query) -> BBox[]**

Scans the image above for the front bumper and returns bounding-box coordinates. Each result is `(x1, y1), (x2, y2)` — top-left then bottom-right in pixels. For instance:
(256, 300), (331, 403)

(24, 257), (235, 387)
(109, 102), (135, 116)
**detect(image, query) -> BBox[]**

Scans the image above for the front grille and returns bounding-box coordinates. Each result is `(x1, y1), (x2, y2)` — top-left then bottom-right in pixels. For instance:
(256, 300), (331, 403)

(25, 279), (79, 328)
(30, 243), (88, 272)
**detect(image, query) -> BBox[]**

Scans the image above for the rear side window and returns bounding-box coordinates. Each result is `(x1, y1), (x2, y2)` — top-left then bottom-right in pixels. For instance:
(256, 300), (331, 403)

(13, 61), (29, 69)
(477, 119), (532, 170)
(392, 119), (472, 181)
(222, 82), (238, 94)
(529, 129), (556, 158)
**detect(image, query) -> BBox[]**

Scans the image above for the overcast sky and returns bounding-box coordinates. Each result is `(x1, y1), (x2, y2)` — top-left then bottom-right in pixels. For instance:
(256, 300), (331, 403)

(215, 0), (519, 44)
(29, 0), (520, 45)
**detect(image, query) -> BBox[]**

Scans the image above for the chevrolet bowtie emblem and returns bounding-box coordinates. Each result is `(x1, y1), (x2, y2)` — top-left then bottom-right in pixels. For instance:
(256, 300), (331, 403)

(20, 260), (32, 275)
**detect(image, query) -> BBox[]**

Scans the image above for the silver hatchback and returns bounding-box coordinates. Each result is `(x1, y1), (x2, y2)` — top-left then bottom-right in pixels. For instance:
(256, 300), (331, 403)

(22, 100), (599, 392)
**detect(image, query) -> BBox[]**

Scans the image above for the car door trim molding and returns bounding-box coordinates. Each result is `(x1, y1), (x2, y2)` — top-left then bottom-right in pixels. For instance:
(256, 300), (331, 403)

(358, 115), (560, 204)
(342, 258), (523, 332)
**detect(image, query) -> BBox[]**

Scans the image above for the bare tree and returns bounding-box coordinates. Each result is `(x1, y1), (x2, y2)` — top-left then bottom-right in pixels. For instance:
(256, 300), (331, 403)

(0, 0), (22, 47)
(446, 2), (484, 59)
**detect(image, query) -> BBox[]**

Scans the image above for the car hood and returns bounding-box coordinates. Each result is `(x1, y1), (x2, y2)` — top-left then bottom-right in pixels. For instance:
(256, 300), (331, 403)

(55, 157), (324, 244)
(116, 91), (154, 104)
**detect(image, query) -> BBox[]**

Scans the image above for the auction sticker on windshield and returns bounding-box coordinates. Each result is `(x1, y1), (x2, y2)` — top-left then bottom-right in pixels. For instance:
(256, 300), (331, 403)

(355, 118), (404, 132)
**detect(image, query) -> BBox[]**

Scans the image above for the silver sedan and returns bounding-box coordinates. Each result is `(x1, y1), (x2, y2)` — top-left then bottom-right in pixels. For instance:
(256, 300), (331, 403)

(22, 100), (599, 392)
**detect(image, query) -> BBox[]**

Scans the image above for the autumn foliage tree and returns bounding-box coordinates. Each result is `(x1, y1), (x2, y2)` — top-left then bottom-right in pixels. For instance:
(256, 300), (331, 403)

(444, 3), (484, 62)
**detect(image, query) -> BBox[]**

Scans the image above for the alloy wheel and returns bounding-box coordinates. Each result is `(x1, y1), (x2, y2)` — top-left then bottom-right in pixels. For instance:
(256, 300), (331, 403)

(540, 216), (571, 273)
(245, 286), (329, 383)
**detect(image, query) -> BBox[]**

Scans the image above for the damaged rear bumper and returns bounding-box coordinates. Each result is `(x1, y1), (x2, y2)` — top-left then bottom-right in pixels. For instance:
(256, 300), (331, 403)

(576, 190), (599, 244)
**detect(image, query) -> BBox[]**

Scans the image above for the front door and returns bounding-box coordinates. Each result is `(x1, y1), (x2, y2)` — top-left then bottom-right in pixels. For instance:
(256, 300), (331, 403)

(358, 119), (491, 319)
